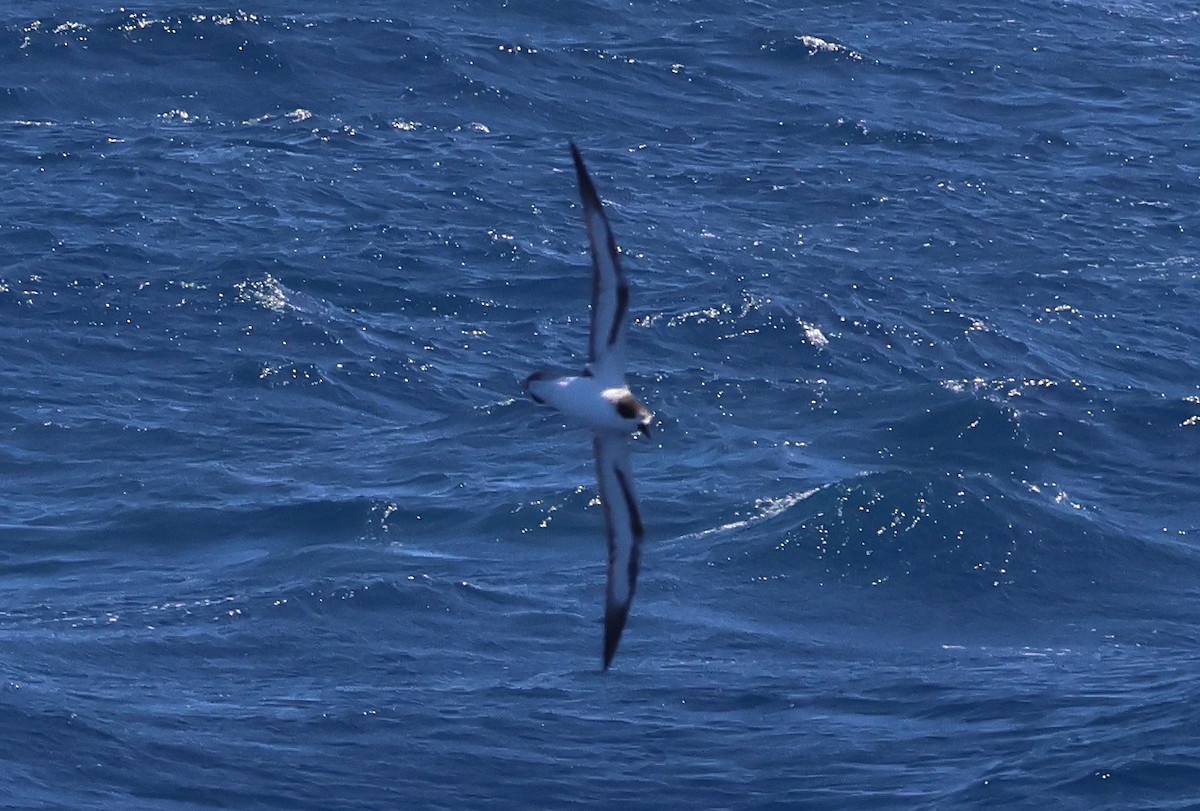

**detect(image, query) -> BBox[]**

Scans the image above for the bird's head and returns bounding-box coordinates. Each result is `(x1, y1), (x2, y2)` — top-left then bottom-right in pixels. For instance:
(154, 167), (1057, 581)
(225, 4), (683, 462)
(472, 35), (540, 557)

(615, 393), (654, 438)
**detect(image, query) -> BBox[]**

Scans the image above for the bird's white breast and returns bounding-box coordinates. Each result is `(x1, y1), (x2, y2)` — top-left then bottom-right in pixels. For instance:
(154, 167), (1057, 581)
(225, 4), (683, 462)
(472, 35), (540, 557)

(527, 375), (634, 433)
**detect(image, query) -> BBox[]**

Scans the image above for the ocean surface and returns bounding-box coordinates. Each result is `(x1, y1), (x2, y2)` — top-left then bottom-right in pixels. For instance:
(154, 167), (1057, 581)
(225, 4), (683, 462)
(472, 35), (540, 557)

(3, 2), (1200, 808)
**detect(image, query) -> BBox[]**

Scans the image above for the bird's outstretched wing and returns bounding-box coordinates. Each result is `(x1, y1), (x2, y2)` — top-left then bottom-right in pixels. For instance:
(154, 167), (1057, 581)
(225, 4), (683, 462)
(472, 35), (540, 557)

(571, 143), (630, 387)
(593, 433), (643, 670)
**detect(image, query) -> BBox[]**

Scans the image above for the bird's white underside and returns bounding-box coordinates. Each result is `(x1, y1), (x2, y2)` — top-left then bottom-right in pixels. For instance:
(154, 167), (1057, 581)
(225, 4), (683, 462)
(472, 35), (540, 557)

(525, 375), (641, 434)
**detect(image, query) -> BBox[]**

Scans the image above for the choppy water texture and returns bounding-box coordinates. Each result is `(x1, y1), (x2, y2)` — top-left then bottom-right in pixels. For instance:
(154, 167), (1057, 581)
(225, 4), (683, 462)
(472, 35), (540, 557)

(3, 2), (1200, 808)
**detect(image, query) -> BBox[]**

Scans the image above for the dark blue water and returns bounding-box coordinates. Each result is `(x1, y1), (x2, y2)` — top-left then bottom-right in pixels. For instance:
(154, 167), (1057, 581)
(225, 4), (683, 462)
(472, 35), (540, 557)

(4, 2), (1200, 808)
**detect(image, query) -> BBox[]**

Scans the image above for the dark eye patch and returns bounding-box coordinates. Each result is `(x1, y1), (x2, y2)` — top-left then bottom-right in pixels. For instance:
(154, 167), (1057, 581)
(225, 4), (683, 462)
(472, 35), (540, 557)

(616, 397), (638, 419)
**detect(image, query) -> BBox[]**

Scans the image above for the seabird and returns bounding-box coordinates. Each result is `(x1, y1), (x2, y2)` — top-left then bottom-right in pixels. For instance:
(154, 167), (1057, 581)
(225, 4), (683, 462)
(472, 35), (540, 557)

(525, 143), (654, 670)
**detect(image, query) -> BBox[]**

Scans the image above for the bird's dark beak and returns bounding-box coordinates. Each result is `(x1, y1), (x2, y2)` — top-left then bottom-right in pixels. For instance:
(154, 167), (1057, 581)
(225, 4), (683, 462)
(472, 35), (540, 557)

(638, 422), (651, 438)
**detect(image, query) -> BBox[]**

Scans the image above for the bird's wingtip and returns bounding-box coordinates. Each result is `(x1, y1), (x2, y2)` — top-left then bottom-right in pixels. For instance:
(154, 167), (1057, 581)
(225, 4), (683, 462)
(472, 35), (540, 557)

(570, 142), (589, 179)
(603, 604), (629, 670)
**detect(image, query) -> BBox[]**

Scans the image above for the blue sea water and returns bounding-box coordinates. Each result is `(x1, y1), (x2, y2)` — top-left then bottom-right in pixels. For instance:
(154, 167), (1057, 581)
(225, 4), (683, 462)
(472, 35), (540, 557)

(3, 1), (1200, 807)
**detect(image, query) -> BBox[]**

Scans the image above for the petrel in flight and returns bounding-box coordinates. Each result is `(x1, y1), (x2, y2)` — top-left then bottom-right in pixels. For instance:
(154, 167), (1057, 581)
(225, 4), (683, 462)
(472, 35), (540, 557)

(525, 144), (654, 670)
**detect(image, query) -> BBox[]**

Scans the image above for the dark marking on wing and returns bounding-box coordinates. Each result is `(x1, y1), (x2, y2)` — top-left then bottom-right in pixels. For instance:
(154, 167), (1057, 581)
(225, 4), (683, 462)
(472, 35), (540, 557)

(571, 142), (630, 373)
(603, 605), (628, 671)
(608, 285), (628, 349)
(607, 466), (642, 671)
(613, 467), (644, 545)
(595, 437), (646, 671)
(588, 251), (601, 367)
(571, 142), (600, 206)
